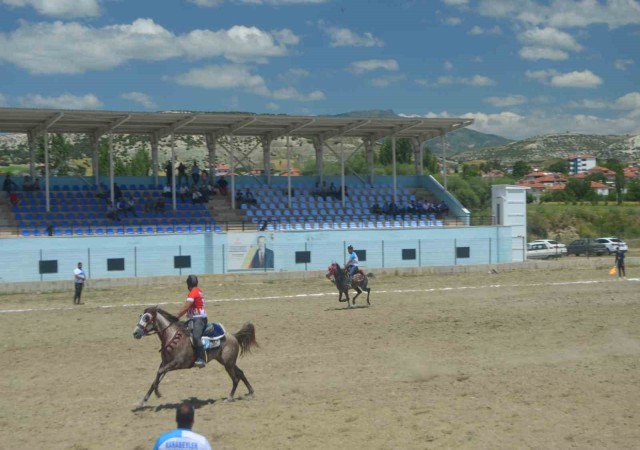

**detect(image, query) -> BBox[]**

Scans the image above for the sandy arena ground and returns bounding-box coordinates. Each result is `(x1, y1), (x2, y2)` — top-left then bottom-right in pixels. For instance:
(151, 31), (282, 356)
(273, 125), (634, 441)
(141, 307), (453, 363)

(0, 263), (639, 449)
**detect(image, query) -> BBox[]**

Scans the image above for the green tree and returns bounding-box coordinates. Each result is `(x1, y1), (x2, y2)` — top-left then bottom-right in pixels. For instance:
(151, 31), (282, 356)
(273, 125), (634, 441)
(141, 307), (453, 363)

(378, 138), (412, 165)
(422, 146), (438, 174)
(512, 160), (531, 178)
(546, 158), (569, 174)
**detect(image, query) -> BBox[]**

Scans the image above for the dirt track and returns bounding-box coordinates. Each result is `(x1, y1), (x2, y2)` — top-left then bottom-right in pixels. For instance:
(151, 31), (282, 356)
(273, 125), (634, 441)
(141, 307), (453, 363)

(1, 263), (639, 449)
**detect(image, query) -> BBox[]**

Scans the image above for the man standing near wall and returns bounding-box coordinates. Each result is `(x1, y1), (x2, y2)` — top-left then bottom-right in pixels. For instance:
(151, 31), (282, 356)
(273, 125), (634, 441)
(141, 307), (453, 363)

(73, 262), (86, 305)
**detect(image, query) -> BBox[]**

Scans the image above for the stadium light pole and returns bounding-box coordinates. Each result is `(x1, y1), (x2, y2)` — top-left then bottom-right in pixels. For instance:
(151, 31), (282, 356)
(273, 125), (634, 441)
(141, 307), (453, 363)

(287, 134), (292, 209)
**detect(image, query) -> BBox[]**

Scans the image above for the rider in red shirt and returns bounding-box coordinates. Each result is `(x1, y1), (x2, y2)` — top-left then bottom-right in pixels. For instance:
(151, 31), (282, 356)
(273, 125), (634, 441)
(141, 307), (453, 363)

(176, 275), (208, 368)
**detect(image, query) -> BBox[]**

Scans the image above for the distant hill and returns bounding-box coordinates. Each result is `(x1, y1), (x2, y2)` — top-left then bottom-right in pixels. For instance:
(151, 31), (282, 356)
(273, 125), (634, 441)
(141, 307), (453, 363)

(329, 110), (512, 154)
(457, 132), (640, 163)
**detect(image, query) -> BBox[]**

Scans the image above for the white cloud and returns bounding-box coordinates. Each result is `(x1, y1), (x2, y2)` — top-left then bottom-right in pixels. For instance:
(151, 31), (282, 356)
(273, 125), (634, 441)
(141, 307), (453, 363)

(443, 17), (462, 25)
(550, 70), (602, 88)
(427, 75), (495, 86)
(526, 69), (602, 88)
(121, 92), (157, 109)
(265, 102), (279, 110)
(348, 59), (399, 74)
(0, 20), (298, 74)
(369, 74), (406, 87)
(468, 25), (502, 35)
(443, 0), (468, 5)
(566, 99), (609, 109)
(189, 0), (327, 5)
(484, 95), (527, 107)
(519, 46), (568, 60)
(0, 0), (100, 17)
(518, 27), (582, 51)
(323, 26), (384, 47)
(0, 93), (6, 106)
(444, 61), (453, 70)
(614, 92), (640, 110)
(18, 93), (103, 109)
(477, 0), (640, 29)
(172, 64), (325, 101)
(614, 59), (634, 70)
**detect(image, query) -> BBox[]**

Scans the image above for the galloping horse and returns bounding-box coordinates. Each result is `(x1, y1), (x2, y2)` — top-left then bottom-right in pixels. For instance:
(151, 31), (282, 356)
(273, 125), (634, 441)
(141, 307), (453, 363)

(326, 262), (372, 306)
(132, 306), (258, 406)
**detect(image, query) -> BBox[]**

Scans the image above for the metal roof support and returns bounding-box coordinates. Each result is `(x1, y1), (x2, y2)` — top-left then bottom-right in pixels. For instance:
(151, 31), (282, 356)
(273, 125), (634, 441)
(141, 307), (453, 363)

(411, 137), (423, 176)
(318, 119), (371, 142)
(392, 136), (397, 203)
(27, 131), (36, 181)
(340, 139), (345, 208)
(170, 134), (177, 212)
(287, 135), (292, 209)
(109, 133), (115, 206)
(153, 115), (196, 140)
(93, 114), (132, 138)
(34, 112), (64, 213)
(364, 138), (375, 186)
(441, 131), (448, 190)
(150, 134), (159, 187)
(90, 133), (100, 186)
(312, 137), (324, 183)
(205, 133), (216, 186)
(230, 134), (236, 211)
(260, 136), (271, 186)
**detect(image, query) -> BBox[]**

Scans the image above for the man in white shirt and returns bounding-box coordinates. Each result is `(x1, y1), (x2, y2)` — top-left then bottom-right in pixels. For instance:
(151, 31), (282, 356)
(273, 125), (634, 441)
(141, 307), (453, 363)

(154, 402), (212, 450)
(73, 262), (86, 305)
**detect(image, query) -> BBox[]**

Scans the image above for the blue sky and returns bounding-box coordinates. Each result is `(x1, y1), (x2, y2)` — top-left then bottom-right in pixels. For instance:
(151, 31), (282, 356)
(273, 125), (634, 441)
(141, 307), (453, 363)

(0, 0), (639, 139)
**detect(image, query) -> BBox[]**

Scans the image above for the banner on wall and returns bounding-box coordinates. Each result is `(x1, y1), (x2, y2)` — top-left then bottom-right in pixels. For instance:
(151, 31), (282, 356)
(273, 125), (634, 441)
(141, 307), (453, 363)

(227, 232), (276, 271)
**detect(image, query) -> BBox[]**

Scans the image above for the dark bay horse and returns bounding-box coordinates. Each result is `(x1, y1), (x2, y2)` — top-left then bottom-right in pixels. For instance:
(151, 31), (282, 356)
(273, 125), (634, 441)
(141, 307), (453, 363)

(133, 306), (258, 406)
(326, 262), (372, 306)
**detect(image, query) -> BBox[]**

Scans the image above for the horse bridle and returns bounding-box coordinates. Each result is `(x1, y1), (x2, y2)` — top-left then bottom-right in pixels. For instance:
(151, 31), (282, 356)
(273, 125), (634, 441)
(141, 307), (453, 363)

(136, 310), (171, 336)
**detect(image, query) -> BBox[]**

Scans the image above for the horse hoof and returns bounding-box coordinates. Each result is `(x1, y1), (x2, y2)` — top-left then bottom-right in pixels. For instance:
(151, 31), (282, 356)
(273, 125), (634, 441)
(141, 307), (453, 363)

(225, 397), (235, 403)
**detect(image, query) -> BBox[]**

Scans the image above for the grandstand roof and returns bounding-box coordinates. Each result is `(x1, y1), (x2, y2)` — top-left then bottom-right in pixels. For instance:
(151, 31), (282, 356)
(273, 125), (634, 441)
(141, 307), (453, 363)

(0, 107), (473, 141)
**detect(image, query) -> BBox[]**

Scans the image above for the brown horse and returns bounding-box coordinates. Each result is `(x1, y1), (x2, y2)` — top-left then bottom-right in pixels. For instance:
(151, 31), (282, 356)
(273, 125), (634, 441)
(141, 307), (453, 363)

(326, 262), (372, 306)
(132, 306), (257, 406)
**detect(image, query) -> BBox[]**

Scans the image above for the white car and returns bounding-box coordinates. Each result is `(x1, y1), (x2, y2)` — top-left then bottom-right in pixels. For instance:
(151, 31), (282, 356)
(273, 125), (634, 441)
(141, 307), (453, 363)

(530, 239), (568, 253)
(595, 237), (628, 254)
(527, 241), (567, 259)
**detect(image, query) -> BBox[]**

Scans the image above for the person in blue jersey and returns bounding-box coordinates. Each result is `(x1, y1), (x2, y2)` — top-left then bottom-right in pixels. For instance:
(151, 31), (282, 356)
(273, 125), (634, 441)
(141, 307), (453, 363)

(154, 402), (212, 450)
(345, 245), (359, 281)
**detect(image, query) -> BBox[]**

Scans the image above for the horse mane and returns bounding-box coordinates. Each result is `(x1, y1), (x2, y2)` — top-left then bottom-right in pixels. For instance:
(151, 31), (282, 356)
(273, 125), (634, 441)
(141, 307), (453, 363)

(155, 307), (189, 332)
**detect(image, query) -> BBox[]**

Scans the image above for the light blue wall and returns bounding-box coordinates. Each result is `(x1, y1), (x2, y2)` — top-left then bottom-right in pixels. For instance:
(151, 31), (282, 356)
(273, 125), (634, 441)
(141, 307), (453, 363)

(0, 225), (513, 283)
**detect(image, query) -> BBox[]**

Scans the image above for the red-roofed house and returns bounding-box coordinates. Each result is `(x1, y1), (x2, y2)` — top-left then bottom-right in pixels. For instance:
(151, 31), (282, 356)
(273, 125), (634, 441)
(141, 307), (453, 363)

(590, 181), (614, 196)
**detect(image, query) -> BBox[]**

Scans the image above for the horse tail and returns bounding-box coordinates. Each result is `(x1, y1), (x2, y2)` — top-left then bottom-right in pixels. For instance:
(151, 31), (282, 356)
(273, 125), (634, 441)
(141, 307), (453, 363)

(234, 322), (259, 357)
(366, 272), (374, 278)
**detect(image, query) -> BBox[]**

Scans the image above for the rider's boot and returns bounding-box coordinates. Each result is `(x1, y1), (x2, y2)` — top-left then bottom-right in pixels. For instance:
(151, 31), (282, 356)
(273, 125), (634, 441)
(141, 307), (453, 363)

(194, 346), (206, 368)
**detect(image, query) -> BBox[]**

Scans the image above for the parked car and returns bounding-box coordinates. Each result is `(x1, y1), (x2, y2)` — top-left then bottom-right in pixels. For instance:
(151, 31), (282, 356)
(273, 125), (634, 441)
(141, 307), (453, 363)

(566, 239), (608, 256)
(595, 237), (628, 254)
(527, 242), (567, 259)
(530, 239), (567, 253)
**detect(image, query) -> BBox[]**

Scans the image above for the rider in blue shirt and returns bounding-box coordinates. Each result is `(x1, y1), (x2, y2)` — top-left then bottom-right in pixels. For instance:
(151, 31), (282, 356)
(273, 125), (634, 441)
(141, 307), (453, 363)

(345, 245), (359, 281)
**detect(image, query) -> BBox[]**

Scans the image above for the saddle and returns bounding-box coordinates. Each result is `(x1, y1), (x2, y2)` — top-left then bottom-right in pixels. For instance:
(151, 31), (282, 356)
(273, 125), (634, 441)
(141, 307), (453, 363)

(195, 322), (226, 350)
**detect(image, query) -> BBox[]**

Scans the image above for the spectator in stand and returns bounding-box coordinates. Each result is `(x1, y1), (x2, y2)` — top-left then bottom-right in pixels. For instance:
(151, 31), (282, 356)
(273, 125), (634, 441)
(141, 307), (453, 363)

(177, 162), (188, 186)
(200, 169), (209, 187)
(33, 177), (41, 191)
(162, 184), (172, 198)
(8, 191), (20, 207)
(321, 181), (329, 200)
(191, 161), (200, 186)
(371, 202), (381, 215)
(244, 188), (257, 205)
(235, 189), (244, 207)
(216, 176), (228, 196)
(164, 160), (173, 186)
(22, 175), (34, 191)
(178, 184), (189, 202)
(124, 196), (137, 217)
(143, 194), (155, 213)
(312, 181), (321, 198)
(113, 183), (123, 201)
(329, 182), (338, 198)
(3, 174), (18, 197)
(106, 200), (121, 222)
(191, 186), (204, 204)
(95, 182), (109, 201)
(116, 198), (127, 218)
(154, 197), (166, 215)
